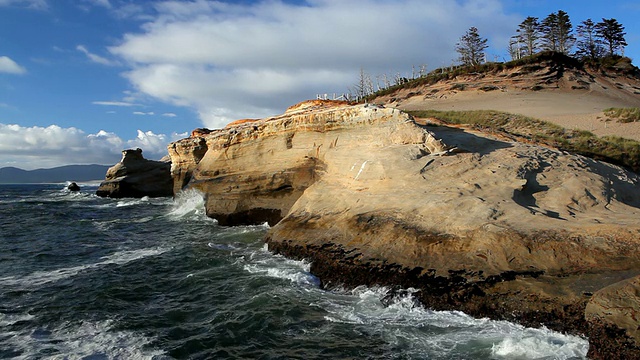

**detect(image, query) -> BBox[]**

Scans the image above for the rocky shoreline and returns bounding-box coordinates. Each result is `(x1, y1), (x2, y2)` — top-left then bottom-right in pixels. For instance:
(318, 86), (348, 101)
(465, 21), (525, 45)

(265, 236), (640, 359)
(99, 99), (640, 358)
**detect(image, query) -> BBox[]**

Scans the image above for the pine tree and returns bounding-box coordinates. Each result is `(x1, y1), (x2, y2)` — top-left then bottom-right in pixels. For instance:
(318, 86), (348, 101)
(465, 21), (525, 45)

(556, 10), (575, 54)
(575, 19), (604, 60)
(456, 27), (488, 66)
(540, 12), (559, 52)
(516, 16), (540, 56)
(540, 10), (574, 54)
(595, 18), (627, 56)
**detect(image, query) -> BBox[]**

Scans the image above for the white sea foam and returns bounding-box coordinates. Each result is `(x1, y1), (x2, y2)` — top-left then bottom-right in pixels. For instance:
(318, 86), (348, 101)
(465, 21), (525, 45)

(0, 312), (34, 327)
(116, 196), (150, 207)
(167, 189), (207, 220)
(242, 244), (320, 287)
(321, 286), (588, 359)
(0, 247), (169, 289)
(6, 319), (166, 360)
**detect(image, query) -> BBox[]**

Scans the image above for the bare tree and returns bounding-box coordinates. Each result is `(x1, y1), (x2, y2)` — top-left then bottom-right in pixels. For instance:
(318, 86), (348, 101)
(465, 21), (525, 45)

(509, 35), (525, 60)
(350, 67), (374, 100)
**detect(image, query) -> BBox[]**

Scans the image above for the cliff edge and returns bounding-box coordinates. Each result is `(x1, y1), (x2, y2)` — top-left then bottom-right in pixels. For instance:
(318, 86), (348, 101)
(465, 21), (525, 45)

(169, 100), (640, 359)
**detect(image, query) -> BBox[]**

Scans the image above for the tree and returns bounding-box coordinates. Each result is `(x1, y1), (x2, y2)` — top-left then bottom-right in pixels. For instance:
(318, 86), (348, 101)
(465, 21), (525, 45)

(540, 10), (574, 54)
(575, 19), (604, 60)
(508, 36), (525, 60)
(456, 27), (488, 66)
(350, 67), (374, 100)
(596, 18), (627, 56)
(540, 12), (559, 52)
(516, 16), (540, 56)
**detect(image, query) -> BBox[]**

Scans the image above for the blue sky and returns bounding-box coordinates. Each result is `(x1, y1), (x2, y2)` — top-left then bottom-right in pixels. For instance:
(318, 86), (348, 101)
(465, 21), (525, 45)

(1, 0), (639, 169)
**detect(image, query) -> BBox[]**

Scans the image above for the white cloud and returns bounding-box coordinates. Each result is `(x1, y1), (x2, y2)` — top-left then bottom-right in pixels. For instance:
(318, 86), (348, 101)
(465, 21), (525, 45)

(133, 111), (154, 116)
(0, 0), (47, 10)
(110, 0), (519, 129)
(92, 100), (140, 107)
(77, 45), (118, 66)
(0, 56), (27, 74)
(0, 123), (179, 170)
(162, 112), (177, 117)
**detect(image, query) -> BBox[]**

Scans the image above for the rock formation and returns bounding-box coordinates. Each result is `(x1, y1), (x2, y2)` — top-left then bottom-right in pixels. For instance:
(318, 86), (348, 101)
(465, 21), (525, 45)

(169, 100), (640, 359)
(96, 148), (172, 198)
(67, 182), (80, 191)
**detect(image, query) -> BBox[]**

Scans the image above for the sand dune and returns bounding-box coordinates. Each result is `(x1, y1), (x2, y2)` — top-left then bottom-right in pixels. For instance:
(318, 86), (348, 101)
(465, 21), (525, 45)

(377, 57), (640, 141)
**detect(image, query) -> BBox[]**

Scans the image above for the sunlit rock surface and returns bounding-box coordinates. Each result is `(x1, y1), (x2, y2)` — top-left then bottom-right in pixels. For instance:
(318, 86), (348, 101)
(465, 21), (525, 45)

(169, 100), (640, 359)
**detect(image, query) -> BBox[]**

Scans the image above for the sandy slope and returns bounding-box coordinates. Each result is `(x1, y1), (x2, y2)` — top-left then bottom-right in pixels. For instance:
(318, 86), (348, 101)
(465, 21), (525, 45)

(379, 62), (640, 141)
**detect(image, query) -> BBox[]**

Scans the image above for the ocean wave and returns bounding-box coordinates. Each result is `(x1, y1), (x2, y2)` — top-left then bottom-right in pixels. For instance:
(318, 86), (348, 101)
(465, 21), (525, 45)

(4, 319), (167, 360)
(116, 196), (151, 207)
(321, 286), (588, 359)
(167, 189), (204, 215)
(242, 244), (320, 287)
(0, 248), (169, 289)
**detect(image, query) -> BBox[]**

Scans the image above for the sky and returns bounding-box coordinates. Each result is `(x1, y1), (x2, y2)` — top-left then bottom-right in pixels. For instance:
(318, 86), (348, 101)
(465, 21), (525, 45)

(1, 0), (639, 169)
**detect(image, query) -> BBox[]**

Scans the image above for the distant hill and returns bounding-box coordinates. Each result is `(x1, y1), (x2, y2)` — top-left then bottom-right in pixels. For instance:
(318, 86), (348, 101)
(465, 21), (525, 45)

(0, 164), (111, 184)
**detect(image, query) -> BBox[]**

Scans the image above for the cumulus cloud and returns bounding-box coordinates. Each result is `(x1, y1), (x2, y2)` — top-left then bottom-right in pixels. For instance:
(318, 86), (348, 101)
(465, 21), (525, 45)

(77, 45), (118, 66)
(0, 123), (181, 170)
(0, 56), (27, 74)
(109, 0), (519, 129)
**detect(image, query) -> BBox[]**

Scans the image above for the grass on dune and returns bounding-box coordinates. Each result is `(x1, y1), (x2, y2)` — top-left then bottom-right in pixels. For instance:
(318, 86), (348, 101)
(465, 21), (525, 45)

(407, 109), (640, 173)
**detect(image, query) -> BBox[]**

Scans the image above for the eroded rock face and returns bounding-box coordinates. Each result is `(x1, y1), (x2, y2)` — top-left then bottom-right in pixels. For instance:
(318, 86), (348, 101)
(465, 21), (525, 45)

(96, 148), (172, 198)
(168, 100), (640, 358)
(170, 101), (446, 225)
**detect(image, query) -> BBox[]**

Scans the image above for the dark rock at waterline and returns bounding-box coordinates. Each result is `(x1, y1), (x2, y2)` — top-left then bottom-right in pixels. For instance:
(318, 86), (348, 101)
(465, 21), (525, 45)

(96, 148), (172, 198)
(67, 182), (80, 191)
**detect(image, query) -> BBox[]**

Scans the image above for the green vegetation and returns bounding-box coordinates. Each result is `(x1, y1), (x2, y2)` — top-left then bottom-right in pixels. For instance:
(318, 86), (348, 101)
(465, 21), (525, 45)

(603, 107), (640, 123)
(406, 109), (640, 173)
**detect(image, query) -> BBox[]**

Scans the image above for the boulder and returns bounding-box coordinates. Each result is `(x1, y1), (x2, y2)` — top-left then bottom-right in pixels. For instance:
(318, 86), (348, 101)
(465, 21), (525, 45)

(96, 148), (173, 198)
(67, 182), (80, 191)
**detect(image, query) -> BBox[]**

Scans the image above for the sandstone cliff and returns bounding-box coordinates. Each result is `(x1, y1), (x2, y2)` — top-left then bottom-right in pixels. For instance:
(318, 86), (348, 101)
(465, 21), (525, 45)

(169, 100), (640, 359)
(96, 148), (173, 198)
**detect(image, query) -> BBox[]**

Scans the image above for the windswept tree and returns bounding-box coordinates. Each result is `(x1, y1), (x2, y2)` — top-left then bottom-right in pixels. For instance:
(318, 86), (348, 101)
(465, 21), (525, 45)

(575, 19), (604, 60)
(540, 10), (574, 54)
(596, 18), (627, 56)
(456, 27), (488, 66)
(516, 16), (540, 56)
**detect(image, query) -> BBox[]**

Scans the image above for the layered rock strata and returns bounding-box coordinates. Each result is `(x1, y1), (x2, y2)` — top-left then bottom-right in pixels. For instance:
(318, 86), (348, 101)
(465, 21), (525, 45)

(96, 148), (173, 198)
(169, 100), (640, 359)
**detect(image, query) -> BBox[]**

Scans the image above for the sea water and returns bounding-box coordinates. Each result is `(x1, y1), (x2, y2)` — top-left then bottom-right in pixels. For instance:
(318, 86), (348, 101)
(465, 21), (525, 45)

(0, 183), (589, 359)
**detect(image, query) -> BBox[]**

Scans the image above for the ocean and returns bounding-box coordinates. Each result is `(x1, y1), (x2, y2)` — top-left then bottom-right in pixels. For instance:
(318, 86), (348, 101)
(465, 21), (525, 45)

(0, 183), (589, 359)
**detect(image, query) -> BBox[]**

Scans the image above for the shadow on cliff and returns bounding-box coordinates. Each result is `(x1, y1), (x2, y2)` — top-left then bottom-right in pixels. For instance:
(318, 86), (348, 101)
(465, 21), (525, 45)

(421, 125), (513, 156)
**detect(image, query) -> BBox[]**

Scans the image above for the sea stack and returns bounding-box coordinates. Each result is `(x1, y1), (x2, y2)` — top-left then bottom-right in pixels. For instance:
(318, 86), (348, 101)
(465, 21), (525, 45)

(96, 148), (173, 198)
